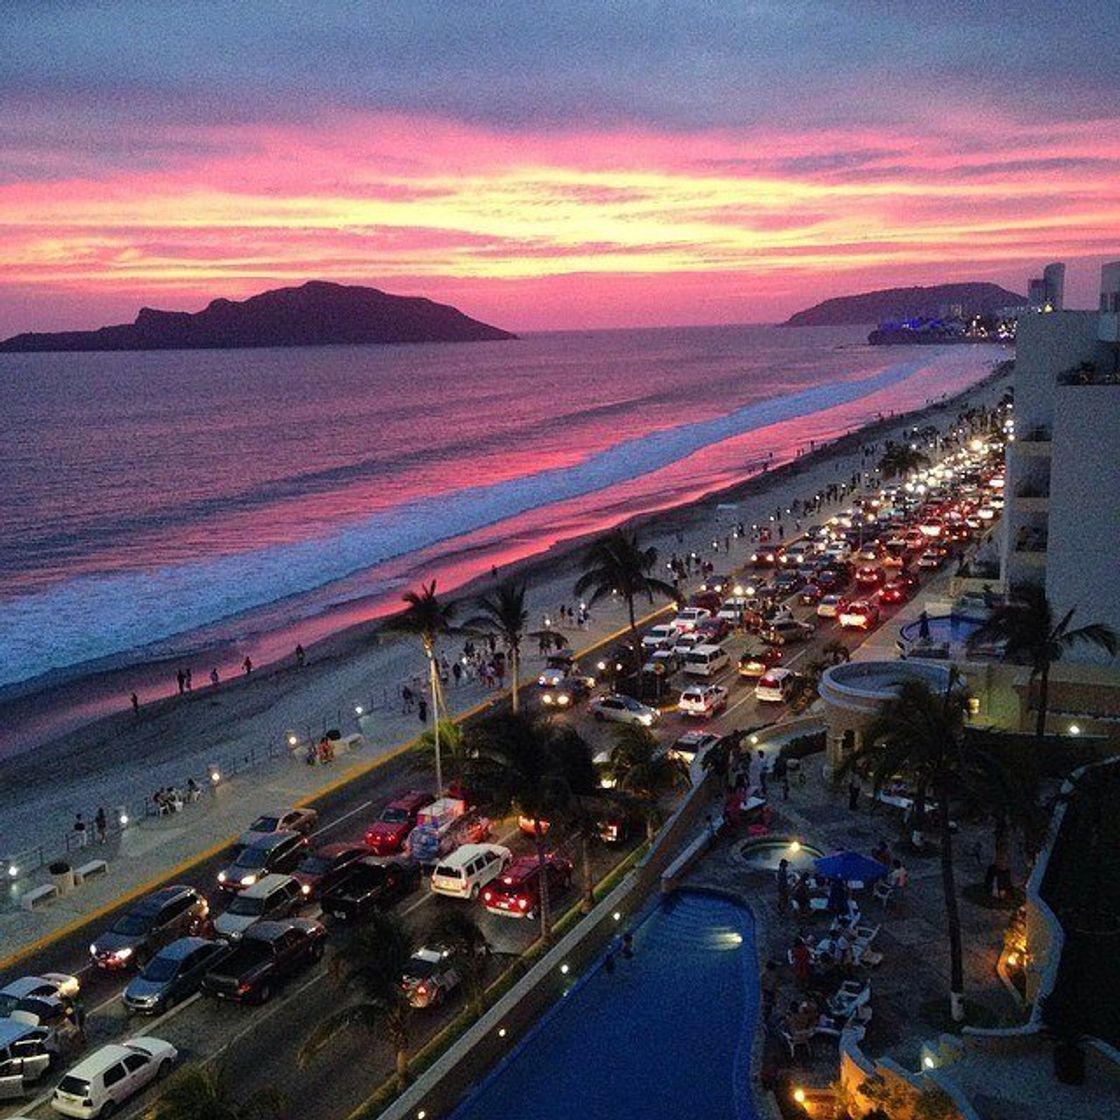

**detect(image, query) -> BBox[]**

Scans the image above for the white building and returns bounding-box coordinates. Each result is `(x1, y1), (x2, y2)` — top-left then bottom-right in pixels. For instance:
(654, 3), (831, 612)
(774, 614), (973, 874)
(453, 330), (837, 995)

(1001, 261), (1120, 679)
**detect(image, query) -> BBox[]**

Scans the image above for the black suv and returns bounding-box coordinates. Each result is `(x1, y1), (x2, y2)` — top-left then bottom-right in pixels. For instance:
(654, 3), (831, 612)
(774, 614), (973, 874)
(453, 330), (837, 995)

(89, 884), (209, 969)
(201, 918), (326, 1004)
(216, 830), (307, 892)
(321, 859), (420, 922)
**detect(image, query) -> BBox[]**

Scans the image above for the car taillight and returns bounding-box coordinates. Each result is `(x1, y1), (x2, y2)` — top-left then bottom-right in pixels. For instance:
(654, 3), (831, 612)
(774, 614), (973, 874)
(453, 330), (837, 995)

(417, 983), (428, 996)
(518, 897), (530, 910)
(238, 982), (251, 994)
(483, 890), (492, 902)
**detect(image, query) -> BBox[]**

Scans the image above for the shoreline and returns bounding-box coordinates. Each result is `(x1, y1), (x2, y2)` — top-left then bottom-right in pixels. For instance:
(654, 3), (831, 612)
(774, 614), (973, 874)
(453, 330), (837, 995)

(0, 357), (1010, 776)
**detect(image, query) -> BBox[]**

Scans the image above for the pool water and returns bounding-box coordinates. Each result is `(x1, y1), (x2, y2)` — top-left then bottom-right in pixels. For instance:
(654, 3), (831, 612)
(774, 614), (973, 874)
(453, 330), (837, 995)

(899, 614), (985, 645)
(452, 891), (759, 1120)
(740, 839), (823, 873)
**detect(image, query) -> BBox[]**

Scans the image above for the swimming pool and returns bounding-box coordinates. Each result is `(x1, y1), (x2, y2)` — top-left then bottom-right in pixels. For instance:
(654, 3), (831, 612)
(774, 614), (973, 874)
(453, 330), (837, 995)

(451, 891), (759, 1120)
(899, 613), (986, 645)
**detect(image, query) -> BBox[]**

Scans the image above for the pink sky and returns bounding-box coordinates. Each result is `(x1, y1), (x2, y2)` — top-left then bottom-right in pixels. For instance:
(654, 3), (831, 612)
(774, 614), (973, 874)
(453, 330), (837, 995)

(2, 4), (1119, 334)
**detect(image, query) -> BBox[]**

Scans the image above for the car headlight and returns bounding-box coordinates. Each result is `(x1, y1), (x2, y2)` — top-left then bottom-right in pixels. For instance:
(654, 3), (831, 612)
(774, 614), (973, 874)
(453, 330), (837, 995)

(240, 874), (257, 887)
(114, 947), (133, 961)
(90, 943), (99, 956)
(542, 693), (553, 704)
(640, 714), (654, 726)
(301, 883), (311, 895)
(218, 871), (227, 883)
(558, 695), (570, 706)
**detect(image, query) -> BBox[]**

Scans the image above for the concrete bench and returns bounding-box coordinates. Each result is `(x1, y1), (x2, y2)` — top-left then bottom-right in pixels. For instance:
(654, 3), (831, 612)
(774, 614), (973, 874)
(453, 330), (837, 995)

(75, 858), (108, 884)
(21, 883), (57, 911)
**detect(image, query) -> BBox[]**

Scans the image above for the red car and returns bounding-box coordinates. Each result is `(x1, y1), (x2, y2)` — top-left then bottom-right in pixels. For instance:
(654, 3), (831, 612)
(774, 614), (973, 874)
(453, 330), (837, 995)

(291, 842), (370, 900)
(881, 573), (920, 603)
(365, 791), (430, 855)
(695, 617), (732, 643)
(855, 565), (883, 589)
(482, 854), (574, 919)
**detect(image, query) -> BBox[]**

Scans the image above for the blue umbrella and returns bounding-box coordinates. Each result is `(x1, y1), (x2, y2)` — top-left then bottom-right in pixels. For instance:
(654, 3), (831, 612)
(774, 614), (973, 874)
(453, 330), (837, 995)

(814, 850), (890, 884)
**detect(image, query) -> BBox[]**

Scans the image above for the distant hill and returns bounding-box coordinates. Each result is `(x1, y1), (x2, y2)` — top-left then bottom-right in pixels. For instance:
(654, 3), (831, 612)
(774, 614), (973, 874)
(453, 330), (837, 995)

(782, 283), (1025, 328)
(0, 281), (516, 352)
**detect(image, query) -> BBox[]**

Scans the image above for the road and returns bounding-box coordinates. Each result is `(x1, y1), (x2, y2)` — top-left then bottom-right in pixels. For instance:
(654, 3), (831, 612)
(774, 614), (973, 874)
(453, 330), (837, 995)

(1, 523), (961, 1120)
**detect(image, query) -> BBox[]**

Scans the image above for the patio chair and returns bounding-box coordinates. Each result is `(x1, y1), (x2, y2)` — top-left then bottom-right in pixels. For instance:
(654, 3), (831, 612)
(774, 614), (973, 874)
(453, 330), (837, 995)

(827, 979), (871, 1020)
(781, 1026), (815, 1059)
(853, 923), (880, 946)
(872, 881), (894, 909)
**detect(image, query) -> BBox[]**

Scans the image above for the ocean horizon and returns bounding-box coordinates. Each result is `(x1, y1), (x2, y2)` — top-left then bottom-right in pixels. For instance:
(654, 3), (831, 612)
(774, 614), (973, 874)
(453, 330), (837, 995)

(0, 323), (1004, 748)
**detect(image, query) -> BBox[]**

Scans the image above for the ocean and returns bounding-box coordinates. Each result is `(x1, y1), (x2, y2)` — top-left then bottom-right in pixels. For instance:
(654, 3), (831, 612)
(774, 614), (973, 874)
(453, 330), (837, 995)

(0, 324), (1001, 732)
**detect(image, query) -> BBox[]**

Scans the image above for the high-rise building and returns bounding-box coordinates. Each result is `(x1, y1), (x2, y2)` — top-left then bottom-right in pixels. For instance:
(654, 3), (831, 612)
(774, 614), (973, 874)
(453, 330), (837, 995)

(1001, 262), (1120, 669)
(1027, 277), (1047, 307)
(1042, 261), (1065, 310)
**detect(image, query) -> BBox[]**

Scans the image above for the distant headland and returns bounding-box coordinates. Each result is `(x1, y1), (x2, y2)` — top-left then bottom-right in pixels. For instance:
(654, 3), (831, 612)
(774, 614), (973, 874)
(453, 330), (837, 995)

(781, 282), (1025, 329)
(0, 281), (517, 352)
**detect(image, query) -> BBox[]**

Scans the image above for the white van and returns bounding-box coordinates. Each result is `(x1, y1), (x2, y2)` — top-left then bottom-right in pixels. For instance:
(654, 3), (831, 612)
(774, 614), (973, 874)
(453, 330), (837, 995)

(754, 667), (796, 703)
(682, 644), (730, 677)
(430, 844), (512, 900)
(641, 623), (680, 651)
(213, 874), (302, 940)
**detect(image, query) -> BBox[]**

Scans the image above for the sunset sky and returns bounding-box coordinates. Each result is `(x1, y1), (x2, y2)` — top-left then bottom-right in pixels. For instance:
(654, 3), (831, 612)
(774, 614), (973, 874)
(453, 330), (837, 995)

(2, 1), (1119, 334)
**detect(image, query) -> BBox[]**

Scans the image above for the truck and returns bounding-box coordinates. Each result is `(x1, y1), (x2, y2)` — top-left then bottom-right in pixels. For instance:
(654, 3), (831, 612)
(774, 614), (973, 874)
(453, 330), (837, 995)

(405, 798), (490, 867)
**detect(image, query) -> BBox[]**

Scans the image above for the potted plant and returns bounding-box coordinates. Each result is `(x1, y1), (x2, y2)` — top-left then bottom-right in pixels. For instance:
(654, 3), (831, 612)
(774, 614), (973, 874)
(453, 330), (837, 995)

(49, 860), (75, 895)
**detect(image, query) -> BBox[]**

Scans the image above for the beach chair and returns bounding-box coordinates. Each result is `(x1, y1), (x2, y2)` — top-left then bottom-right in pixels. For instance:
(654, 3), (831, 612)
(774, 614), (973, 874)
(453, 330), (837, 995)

(872, 881), (894, 909)
(853, 923), (880, 947)
(781, 1026), (815, 1060)
(827, 979), (871, 1020)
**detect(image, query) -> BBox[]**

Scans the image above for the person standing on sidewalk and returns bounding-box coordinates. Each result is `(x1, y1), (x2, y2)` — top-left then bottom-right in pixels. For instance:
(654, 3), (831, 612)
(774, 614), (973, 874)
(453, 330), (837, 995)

(73, 813), (88, 848)
(94, 807), (107, 844)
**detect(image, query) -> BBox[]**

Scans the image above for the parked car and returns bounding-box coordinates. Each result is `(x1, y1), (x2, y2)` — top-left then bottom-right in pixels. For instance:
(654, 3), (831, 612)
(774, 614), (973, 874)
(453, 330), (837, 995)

(677, 683), (728, 718)
(400, 944), (474, 1009)
(641, 622), (681, 651)
(754, 668), (798, 703)
(642, 649), (681, 678)
(539, 676), (591, 709)
(216, 831), (306, 892)
(672, 607), (711, 632)
(839, 599), (881, 630)
(321, 859), (420, 922)
(238, 807), (318, 848)
(681, 644), (730, 677)
(0, 1018), (56, 1098)
(430, 844), (512, 900)
(737, 647), (782, 678)
(0, 975), (79, 1019)
(290, 843), (369, 901)
(670, 731), (720, 764)
(213, 874), (304, 939)
(482, 854), (573, 919)
(89, 886), (209, 970)
(122, 938), (230, 1015)
(201, 919), (326, 1005)
(694, 617), (732, 644)
(364, 790), (430, 855)
(761, 620), (815, 646)
(50, 1037), (176, 1118)
(589, 694), (659, 727)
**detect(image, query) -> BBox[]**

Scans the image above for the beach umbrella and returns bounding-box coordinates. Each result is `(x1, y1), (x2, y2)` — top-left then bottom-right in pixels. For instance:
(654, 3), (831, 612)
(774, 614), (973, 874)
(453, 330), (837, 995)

(814, 850), (890, 884)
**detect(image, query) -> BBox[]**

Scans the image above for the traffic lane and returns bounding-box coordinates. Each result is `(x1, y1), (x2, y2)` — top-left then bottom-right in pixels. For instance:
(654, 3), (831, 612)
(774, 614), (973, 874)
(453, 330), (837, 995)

(5, 749), (435, 988)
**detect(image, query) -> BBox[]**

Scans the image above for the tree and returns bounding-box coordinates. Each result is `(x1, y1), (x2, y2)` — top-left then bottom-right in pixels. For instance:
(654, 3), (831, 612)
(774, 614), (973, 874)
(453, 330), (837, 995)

(465, 711), (597, 941)
(430, 908), (490, 1018)
(803, 641), (851, 702)
(418, 719), (466, 786)
(841, 672), (1012, 1022)
(147, 1064), (285, 1120)
(878, 443), (931, 478)
(605, 723), (690, 840)
(465, 582), (566, 713)
(299, 912), (415, 1088)
(967, 585), (1117, 738)
(394, 581), (458, 792)
(574, 529), (678, 641)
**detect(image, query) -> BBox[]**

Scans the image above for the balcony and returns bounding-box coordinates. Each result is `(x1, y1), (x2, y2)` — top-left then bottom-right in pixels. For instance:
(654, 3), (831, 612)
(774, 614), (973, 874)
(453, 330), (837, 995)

(1018, 425), (1052, 442)
(1013, 479), (1050, 513)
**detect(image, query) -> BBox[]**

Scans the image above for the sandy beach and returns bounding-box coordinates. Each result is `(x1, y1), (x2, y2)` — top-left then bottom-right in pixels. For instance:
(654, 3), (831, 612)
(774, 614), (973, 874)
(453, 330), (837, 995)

(0, 358), (1011, 863)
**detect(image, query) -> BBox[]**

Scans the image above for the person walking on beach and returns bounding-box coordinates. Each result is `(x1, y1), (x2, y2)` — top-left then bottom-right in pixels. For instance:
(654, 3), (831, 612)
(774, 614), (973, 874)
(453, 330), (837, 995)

(401, 684), (414, 713)
(130, 691), (139, 717)
(242, 656), (253, 676)
(210, 667), (220, 687)
(176, 668), (186, 695)
(184, 667), (192, 692)
(417, 697), (428, 723)
(452, 660), (462, 687)
(94, 807), (107, 844)
(295, 644), (305, 668)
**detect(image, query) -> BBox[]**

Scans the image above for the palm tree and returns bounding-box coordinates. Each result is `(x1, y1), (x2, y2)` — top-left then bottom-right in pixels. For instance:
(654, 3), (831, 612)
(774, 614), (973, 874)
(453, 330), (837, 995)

(803, 641), (851, 702)
(418, 719), (467, 786)
(394, 581), (457, 793)
(148, 1064), (285, 1120)
(299, 912), (415, 1088)
(564, 790), (618, 913)
(877, 443), (931, 478)
(465, 582), (566, 713)
(966, 585), (1117, 738)
(465, 711), (597, 941)
(574, 529), (678, 642)
(430, 909), (490, 1018)
(605, 723), (690, 840)
(841, 672), (1012, 1022)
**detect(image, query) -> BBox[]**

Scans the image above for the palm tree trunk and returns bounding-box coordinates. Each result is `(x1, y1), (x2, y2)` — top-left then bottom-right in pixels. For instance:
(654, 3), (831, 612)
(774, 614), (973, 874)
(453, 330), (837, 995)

(580, 832), (595, 913)
(428, 653), (442, 794)
(510, 644), (520, 714)
(395, 1046), (410, 1088)
(534, 821), (552, 942)
(1034, 662), (1051, 740)
(627, 594), (637, 641)
(937, 780), (965, 1021)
